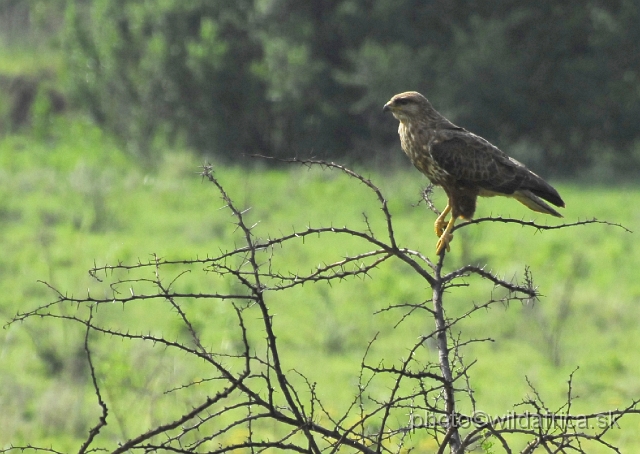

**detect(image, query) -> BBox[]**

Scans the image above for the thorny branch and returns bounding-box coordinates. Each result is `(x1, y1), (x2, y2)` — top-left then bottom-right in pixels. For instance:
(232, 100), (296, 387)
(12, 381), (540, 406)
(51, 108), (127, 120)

(3, 159), (637, 454)
(455, 215), (632, 234)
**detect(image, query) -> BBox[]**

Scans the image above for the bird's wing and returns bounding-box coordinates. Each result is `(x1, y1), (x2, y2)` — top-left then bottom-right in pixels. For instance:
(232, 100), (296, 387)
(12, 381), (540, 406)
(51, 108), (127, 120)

(430, 134), (524, 194)
(431, 133), (564, 207)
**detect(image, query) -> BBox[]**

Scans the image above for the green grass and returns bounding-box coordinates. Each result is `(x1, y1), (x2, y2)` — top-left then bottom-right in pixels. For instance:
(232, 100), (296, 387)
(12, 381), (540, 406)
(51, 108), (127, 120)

(1, 116), (639, 452)
(0, 43), (63, 77)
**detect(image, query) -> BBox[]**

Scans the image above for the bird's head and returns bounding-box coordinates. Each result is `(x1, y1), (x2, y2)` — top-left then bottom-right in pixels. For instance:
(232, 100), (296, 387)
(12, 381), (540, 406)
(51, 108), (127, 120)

(383, 91), (431, 122)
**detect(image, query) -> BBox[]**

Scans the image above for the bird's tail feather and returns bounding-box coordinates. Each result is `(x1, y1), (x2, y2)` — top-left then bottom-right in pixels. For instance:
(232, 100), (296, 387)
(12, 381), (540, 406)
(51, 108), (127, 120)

(513, 190), (563, 218)
(523, 174), (565, 208)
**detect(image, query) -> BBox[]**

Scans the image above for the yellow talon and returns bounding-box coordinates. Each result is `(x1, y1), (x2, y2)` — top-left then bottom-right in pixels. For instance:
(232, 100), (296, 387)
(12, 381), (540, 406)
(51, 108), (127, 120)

(435, 215), (457, 255)
(434, 204), (451, 237)
(435, 234), (453, 254)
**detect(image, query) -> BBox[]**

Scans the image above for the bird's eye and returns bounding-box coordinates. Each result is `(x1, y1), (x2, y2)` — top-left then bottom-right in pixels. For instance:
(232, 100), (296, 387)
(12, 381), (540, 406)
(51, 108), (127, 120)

(395, 98), (410, 106)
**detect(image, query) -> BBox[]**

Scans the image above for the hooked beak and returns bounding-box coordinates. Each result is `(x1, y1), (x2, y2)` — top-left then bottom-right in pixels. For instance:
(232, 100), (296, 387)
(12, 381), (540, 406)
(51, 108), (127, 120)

(382, 102), (392, 113)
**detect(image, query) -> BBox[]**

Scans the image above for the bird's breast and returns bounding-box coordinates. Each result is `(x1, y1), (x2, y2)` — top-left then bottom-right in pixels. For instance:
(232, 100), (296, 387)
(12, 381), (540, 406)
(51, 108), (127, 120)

(399, 123), (449, 184)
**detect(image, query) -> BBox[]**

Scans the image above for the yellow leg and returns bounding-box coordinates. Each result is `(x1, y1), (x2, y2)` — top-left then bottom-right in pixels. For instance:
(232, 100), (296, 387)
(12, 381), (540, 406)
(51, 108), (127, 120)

(435, 215), (457, 255)
(434, 204), (451, 237)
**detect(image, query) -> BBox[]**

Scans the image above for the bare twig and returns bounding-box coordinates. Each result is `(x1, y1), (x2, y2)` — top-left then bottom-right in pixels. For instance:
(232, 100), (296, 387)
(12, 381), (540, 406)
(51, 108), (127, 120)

(5, 159), (637, 454)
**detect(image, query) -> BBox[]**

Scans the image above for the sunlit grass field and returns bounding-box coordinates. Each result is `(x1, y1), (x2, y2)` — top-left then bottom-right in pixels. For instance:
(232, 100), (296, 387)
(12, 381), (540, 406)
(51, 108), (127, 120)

(1, 117), (639, 452)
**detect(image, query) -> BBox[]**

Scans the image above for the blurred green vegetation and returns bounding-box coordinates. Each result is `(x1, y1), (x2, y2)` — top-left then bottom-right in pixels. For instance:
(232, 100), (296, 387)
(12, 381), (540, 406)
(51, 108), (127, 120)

(0, 115), (639, 451)
(1, 0), (640, 177)
(1, 1), (639, 451)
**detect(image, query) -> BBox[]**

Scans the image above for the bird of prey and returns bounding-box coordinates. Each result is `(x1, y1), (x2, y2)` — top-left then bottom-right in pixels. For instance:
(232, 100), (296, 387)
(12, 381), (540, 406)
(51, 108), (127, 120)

(383, 91), (564, 254)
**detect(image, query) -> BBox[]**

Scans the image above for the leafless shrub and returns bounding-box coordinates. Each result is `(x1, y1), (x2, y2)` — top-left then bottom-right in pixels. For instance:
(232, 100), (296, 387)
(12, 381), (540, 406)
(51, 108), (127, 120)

(4, 159), (636, 453)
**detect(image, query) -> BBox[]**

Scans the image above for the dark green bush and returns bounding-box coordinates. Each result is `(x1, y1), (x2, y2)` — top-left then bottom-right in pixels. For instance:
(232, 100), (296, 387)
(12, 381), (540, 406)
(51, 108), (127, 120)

(55, 0), (640, 175)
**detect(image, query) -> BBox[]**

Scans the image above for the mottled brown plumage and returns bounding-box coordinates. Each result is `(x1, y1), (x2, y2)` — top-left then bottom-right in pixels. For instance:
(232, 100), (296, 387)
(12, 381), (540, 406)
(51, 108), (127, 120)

(383, 91), (565, 254)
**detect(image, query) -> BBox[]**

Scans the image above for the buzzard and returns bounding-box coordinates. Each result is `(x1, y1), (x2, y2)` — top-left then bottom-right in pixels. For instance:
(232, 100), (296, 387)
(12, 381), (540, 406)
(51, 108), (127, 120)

(383, 91), (564, 254)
